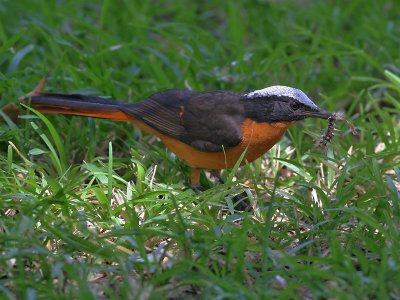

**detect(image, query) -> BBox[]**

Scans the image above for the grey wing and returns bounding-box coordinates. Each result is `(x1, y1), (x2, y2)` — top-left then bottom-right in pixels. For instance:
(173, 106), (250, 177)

(121, 90), (245, 152)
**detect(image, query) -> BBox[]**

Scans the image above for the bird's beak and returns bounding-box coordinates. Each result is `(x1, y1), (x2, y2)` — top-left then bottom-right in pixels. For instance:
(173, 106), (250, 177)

(303, 107), (333, 120)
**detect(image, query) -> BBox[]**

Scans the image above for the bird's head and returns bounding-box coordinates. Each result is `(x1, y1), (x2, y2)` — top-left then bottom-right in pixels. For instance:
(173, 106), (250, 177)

(243, 86), (332, 123)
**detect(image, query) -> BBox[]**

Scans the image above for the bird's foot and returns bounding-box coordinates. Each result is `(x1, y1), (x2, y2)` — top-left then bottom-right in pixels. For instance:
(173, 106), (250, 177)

(210, 171), (251, 211)
(188, 170), (251, 211)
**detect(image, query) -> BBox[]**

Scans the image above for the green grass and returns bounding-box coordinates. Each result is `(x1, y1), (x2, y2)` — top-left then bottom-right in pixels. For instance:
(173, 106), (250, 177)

(1, 0), (399, 299)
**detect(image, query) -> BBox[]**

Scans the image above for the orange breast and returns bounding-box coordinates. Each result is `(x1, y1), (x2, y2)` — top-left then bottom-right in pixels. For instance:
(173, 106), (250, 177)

(132, 118), (294, 170)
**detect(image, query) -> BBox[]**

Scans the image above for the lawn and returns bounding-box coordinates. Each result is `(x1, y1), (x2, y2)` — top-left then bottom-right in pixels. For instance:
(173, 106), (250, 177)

(0, 1), (399, 299)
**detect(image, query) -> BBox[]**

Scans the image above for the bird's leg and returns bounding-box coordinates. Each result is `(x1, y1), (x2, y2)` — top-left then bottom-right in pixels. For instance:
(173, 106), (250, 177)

(189, 168), (200, 185)
(231, 191), (250, 211)
(211, 170), (225, 184)
(210, 170), (251, 211)
(189, 168), (202, 193)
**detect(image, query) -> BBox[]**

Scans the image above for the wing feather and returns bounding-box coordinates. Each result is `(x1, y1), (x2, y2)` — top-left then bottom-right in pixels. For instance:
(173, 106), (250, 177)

(122, 90), (245, 152)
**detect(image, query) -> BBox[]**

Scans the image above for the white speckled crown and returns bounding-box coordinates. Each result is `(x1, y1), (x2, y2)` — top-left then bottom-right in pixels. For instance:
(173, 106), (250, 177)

(245, 85), (318, 109)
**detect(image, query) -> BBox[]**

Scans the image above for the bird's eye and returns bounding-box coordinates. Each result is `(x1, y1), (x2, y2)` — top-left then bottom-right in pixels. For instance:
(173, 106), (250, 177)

(290, 102), (300, 110)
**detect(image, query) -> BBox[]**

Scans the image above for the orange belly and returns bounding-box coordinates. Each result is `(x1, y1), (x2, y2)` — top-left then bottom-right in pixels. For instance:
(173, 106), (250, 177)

(132, 118), (294, 170)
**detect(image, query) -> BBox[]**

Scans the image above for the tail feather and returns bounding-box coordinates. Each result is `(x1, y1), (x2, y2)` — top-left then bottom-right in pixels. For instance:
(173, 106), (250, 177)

(24, 93), (133, 122)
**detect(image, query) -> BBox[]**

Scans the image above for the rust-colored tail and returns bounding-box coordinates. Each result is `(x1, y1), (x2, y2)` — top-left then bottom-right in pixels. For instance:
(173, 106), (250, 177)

(22, 93), (133, 122)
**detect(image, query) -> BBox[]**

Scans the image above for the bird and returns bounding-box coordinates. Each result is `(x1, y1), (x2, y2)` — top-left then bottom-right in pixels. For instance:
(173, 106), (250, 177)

(18, 77), (333, 186)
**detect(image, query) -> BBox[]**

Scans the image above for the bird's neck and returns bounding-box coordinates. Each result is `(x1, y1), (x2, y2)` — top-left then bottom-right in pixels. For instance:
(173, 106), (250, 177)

(242, 98), (274, 123)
